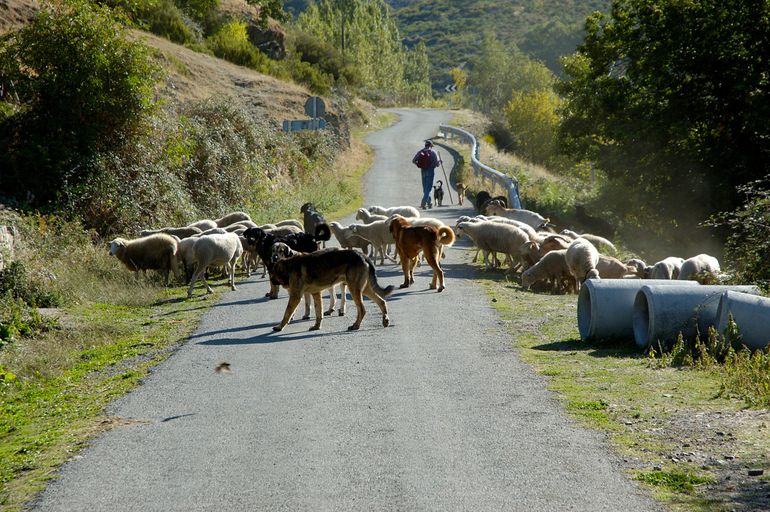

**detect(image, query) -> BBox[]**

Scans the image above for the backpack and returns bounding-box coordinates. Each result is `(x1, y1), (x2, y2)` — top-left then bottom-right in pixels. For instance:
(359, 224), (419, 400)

(414, 149), (432, 169)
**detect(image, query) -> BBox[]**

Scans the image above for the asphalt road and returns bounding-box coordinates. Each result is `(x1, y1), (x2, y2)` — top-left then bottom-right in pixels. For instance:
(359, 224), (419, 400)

(33, 109), (661, 511)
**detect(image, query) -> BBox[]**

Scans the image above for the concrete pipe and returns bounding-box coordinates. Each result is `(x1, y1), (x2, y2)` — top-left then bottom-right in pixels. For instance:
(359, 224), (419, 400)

(577, 279), (699, 342)
(632, 285), (761, 349)
(715, 291), (770, 350)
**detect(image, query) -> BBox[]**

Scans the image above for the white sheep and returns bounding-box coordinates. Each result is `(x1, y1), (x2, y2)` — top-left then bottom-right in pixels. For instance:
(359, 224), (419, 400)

(329, 221), (371, 254)
(274, 219), (304, 230)
(625, 258), (648, 278)
(596, 255), (636, 279)
(455, 221), (530, 271)
(647, 257), (685, 280)
(678, 254), (720, 282)
(356, 208), (389, 224)
(187, 233), (243, 298)
(215, 211), (252, 228)
(484, 202), (550, 230)
(176, 237), (198, 280)
(349, 220), (396, 265)
(139, 226), (202, 239)
(109, 233), (180, 286)
(521, 249), (573, 293)
(368, 204), (421, 219)
(187, 219), (218, 231)
(565, 238), (600, 291)
(560, 229), (617, 255)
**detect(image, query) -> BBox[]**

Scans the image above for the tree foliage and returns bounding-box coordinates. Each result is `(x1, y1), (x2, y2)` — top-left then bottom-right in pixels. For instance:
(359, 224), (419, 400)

(0, 0), (161, 208)
(557, 0), (770, 247)
(294, 0), (431, 103)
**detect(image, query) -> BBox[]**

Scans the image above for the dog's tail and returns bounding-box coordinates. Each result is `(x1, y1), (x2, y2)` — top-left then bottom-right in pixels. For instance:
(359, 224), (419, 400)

(437, 226), (456, 246)
(313, 222), (332, 242)
(366, 258), (395, 297)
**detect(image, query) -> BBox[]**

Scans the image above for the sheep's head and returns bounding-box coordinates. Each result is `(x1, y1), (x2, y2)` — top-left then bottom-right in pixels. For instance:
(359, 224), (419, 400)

(108, 238), (127, 257)
(521, 269), (535, 289)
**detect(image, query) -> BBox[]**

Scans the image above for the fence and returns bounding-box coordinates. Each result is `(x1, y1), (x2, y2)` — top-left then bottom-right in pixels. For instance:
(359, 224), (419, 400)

(437, 124), (522, 209)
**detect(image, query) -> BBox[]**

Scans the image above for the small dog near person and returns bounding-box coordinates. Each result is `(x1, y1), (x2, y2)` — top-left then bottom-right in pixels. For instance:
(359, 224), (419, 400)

(433, 180), (445, 207)
(389, 215), (455, 292)
(455, 182), (467, 206)
(269, 248), (394, 332)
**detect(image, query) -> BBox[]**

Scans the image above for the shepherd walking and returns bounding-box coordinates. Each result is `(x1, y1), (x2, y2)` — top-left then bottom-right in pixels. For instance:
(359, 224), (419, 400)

(412, 139), (441, 209)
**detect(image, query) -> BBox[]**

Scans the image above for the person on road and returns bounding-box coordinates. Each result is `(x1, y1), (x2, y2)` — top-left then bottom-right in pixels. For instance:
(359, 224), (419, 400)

(412, 140), (441, 209)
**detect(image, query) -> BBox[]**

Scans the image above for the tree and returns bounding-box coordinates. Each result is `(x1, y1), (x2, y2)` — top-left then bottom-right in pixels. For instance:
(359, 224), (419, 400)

(557, 0), (770, 246)
(0, 0), (161, 207)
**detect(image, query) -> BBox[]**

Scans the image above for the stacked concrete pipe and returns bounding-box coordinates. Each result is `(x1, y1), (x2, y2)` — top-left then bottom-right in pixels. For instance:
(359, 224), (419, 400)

(632, 285), (761, 350)
(577, 279), (699, 342)
(715, 291), (770, 350)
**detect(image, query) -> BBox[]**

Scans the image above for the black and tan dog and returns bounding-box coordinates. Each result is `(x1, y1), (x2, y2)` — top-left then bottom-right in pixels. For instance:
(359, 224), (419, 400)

(433, 180), (445, 207)
(389, 215), (455, 292)
(270, 248), (394, 332)
(243, 224), (331, 299)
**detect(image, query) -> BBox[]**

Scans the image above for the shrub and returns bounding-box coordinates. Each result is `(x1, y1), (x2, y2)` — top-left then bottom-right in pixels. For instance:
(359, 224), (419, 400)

(206, 20), (270, 72)
(134, 0), (201, 45)
(0, 0), (162, 208)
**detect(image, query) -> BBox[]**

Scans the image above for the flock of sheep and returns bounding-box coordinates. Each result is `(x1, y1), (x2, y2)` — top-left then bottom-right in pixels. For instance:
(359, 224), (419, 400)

(106, 197), (722, 301)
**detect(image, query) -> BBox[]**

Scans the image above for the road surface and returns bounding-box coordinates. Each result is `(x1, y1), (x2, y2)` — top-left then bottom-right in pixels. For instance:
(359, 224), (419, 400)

(34, 109), (660, 511)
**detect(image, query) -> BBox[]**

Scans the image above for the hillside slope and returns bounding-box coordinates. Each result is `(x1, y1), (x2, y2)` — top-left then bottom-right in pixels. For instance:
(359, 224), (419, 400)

(0, 0), (315, 121)
(394, 0), (610, 85)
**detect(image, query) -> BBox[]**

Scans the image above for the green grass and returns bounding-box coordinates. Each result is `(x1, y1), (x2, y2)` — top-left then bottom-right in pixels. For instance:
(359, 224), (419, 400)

(0, 287), (216, 509)
(635, 469), (714, 494)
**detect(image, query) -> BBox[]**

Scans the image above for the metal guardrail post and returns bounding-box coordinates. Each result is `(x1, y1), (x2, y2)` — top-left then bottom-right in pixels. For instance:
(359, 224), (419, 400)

(437, 125), (522, 209)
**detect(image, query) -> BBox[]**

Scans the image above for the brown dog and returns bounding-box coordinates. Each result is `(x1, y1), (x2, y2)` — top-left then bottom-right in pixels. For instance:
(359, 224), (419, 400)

(455, 182), (467, 206)
(389, 216), (455, 292)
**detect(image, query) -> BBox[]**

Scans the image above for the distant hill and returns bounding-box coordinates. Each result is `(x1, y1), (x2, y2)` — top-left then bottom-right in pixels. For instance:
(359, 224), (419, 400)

(285, 0), (610, 89)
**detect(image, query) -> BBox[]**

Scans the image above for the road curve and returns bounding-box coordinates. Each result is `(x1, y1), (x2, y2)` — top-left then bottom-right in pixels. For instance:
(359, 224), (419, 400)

(33, 109), (660, 511)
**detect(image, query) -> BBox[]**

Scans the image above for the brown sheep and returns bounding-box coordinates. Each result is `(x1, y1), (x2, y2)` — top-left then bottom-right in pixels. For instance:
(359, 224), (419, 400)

(109, 233), (180, 286)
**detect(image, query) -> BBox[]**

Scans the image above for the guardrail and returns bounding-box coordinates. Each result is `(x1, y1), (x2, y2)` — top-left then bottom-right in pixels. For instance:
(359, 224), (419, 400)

(437, 124), (522, 209)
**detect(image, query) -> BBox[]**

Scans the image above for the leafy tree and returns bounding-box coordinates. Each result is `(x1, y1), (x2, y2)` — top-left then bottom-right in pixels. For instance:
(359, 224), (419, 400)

(0, 0), (161, 208)
(557, 0), (770, 247)
(295, 0), (430, 102)
(247, 0), (290, 25)
(505, 90), (561, 164)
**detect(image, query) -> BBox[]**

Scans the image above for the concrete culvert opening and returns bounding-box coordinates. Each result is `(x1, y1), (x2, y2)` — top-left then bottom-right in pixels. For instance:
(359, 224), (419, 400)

(577, 284), (593, 340)
(632, 289), (652, 349)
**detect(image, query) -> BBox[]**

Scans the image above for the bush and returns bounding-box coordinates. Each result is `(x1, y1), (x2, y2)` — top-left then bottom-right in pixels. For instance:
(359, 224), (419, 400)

(0, 0), (162, 209)
(0, 262), (62, 309)
(134, 0), (201, 45)
(206, 20), (270, 72)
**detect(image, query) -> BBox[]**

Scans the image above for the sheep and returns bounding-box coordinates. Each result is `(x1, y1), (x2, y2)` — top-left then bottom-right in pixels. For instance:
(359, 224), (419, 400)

(224, 223), (250, 233)
(329, 221), (372, 254)
(678, 254), (720, 282)
(596, 255), (636, 279)
(139, 226), (202, 239)
(539, 234), (571, 257)
(109, 233), (180, 286)
(625, 258), (648, 278)
(187, 219), (218, 231)
(176, 237), (198, 280)
(521, 249), (573, 294)
(565, 238), (600, 291)
(646, 257), (686, 280)
(560, 229), (617, 255)
(484, 201), (550, 230)
(349, 220), (396, 265)
(187, 233), (243, 298)
(215, 211), (251, 228)
(356, 208), (389, 224)
(483, 215), (540, 242)
(455, 221), (530, 271)
(275, 219), (304, 230)
(368, 204), (420, 219)
(198, 227), (228, 236)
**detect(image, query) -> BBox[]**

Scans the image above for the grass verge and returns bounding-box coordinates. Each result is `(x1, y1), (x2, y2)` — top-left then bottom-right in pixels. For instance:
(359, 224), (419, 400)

(481, 274), (770, 512)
